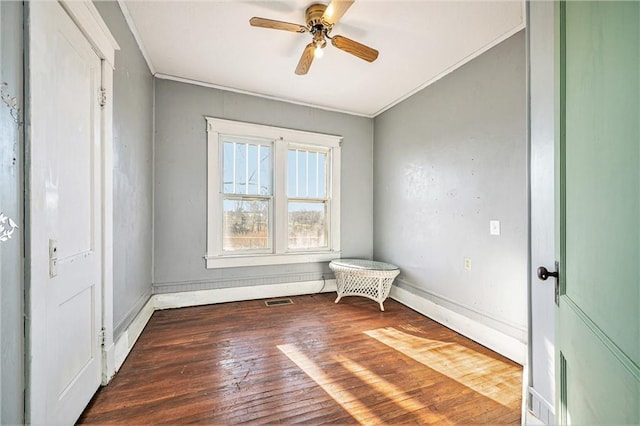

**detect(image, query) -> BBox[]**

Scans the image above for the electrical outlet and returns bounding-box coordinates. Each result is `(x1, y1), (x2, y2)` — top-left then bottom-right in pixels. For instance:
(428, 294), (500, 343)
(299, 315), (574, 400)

(464, 257), (472, 271)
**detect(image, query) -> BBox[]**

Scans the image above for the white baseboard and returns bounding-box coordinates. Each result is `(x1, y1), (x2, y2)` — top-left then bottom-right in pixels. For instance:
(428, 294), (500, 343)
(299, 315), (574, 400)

(109, 279), (336, 377)
(390, 285), (527, 365)
(154, 279), (336, 310)
(113, 297), (155, 373)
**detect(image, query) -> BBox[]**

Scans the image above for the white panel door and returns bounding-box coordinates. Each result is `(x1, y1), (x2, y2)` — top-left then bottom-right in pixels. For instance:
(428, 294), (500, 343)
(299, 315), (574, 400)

(28, 1), (103, 423)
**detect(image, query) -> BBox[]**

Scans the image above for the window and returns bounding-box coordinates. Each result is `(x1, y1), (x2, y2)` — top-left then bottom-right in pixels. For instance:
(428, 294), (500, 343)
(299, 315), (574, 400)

(221, 137), (272, 252)
(287, 147), (328, 250)
(206, 118), (341, 268)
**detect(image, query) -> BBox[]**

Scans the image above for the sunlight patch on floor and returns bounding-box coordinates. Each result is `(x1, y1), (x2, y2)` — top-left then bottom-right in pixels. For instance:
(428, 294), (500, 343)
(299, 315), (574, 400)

(332, 354), (453, 425)
(365, 327), (521, 407)
(277, 343), (386, 424)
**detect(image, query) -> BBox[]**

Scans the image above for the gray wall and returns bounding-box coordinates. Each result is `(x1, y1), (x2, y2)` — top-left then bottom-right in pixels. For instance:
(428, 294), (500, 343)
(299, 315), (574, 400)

(527, 1), (556, 423)
(373, 31), (528, 342)
(0, 1), (24, 423)
(94, 1), (154, 338)
(153, 79), (373, 293)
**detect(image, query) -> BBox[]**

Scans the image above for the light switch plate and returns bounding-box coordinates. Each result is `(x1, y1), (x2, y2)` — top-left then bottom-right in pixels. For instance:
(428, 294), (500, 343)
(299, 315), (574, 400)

(490, 220), (501, 236)
(49, 239), (58, 278)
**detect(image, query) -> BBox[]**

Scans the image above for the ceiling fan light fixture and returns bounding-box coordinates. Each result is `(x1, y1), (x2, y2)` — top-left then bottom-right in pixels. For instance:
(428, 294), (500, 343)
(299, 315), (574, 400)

(312, 30), (327, 58)
(313, 35), (327, 58)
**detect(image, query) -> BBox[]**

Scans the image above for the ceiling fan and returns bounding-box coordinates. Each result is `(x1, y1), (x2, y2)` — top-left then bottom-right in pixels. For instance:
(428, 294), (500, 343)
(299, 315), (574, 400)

(249, 0), (379, 75)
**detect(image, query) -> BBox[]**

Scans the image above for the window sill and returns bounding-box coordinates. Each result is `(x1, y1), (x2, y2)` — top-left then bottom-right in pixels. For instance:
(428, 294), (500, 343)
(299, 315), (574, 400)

(204, 251), (342, 269)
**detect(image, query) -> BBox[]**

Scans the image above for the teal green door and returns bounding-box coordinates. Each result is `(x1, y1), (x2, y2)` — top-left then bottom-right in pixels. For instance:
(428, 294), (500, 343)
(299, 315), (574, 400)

(558, 1), (639, 424)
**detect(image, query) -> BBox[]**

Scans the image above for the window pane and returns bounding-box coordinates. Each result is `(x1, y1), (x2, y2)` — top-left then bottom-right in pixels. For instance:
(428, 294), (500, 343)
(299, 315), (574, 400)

(299, 151), (308, 197)
(317, 153), (326, 198)
(287, 149), (327, 199)
(223, 199), (270, 251)
(223, 139), (272, 195)
(308, 152), (317, 197)
(287, 149), (296, 197)
(235, 143), (246, 194)
(259, 147), (271, 195)
(223, 142), (234, 193)
(247, 144), (258, 195)
(288, 202), (327, 249)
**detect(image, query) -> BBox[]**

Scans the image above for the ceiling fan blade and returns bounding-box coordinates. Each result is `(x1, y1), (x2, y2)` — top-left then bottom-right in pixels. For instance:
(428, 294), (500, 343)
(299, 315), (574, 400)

(295, 43), (315, 75)
(249, 17), (307, 33)
(331, 35), (378, 62)
(322, 0), (354, 26)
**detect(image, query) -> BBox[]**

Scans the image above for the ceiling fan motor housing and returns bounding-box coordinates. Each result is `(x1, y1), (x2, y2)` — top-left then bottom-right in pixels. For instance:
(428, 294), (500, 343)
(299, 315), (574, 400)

(305, 3), (328, 28)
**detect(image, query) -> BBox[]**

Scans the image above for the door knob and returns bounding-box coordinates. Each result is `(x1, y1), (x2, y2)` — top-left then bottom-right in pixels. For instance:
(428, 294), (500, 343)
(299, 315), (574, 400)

(537, 266), (558, 280)
(537, 262), (560, 305)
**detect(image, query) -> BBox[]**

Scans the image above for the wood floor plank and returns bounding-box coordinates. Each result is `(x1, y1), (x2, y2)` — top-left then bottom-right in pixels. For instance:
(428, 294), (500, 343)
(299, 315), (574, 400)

(78, 293), (522, 424)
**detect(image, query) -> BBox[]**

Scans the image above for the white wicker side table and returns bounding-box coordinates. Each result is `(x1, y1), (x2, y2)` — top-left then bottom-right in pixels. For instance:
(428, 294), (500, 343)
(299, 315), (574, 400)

(329, 259), (400, 311)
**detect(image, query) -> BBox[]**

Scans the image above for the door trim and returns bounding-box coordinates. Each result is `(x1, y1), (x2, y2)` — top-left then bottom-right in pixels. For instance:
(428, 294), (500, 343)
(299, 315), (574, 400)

(58, 1), (119, 68)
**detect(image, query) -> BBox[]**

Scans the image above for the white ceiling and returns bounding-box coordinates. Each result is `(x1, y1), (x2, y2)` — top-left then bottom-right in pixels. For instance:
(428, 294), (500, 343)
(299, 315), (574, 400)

(120, 0), (525, 117)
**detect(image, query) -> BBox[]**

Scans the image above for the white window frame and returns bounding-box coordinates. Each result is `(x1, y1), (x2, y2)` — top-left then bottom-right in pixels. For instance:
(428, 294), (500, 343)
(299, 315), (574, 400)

(205, 117), (341, 268)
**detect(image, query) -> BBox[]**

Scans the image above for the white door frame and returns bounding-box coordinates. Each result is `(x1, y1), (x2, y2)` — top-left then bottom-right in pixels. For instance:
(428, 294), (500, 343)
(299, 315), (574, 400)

(25, 0), (119, 412)
(526, 1), (557, 424)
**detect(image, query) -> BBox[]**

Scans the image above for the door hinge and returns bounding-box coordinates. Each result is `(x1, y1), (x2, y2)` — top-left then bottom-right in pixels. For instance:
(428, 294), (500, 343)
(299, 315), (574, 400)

(98, 87), (107, 109)
(99, 327), (106, 346)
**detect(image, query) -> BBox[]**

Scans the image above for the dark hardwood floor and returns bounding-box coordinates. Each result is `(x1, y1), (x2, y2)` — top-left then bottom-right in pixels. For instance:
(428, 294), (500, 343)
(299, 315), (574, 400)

(78, 293), (522, 424)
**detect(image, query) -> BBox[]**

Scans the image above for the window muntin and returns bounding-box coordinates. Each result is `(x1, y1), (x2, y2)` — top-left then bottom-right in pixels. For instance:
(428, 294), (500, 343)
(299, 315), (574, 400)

(206, 117), (341, 268)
